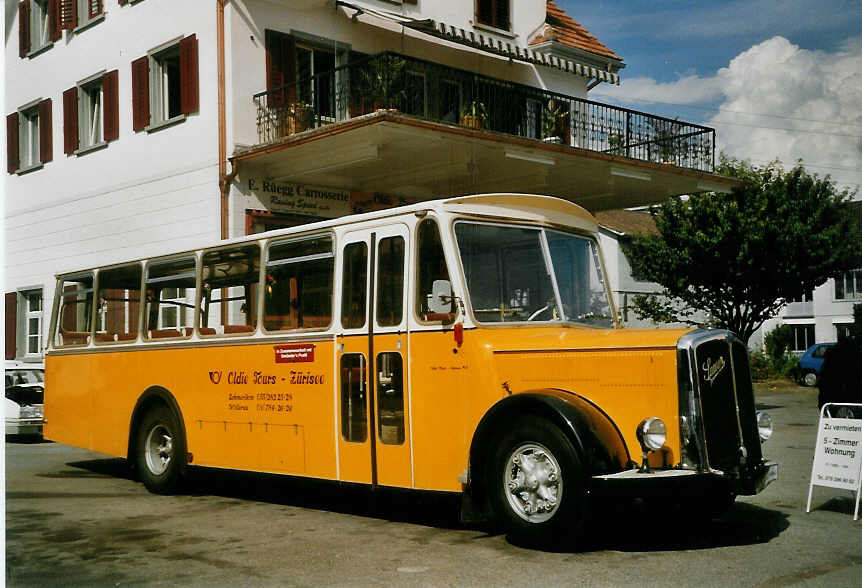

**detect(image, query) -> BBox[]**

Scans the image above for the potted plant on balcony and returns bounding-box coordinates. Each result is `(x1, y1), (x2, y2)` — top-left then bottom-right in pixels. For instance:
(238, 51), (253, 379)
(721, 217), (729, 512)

(460, 100), (487, 129)
(351, 54), (407, 116)
(607, 131), (625, 156)
(288, 101), (314, 135)
(650, 118), (681, 164)
(542, 99), (569, 144)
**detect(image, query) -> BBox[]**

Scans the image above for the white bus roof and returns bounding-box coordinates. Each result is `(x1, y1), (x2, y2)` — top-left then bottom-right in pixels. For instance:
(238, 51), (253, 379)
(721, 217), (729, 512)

(54, 194), (598, 276)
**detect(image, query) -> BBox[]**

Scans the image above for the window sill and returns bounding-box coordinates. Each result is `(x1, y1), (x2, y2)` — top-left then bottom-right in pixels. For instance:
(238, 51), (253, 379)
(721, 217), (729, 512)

(26, 42), (53, 59)
(15, 163), (44, 176)
(473, 22), (516, 39)
(74, 13), (106, 35)
(145, 114), (186, 133)
(75, 141), (108, 157)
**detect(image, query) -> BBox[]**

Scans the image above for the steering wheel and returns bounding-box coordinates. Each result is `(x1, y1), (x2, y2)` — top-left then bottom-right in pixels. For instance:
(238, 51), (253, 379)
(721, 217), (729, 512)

(527, 304), (552, 321)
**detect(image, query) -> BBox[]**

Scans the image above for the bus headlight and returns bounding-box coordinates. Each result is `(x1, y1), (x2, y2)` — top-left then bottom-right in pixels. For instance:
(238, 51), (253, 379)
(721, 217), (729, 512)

(757, 411), (773, 442)
(637, 417), (666, 451)
(636, 417), (666, 473)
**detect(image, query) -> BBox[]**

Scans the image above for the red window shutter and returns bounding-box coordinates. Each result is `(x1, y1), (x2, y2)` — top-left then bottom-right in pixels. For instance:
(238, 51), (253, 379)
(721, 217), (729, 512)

(265, 30), (296, 108)
(39, 98), (52, 163)
(19, 1), (31, 58)
(7, 113), (20, 173)
(102, 70), (119, 141)
(63, 87), (78, 154)
(60, 0), (76, 31)
(179, 34), (199, 115)
(49, 0), (61, 41)
(131, 56), (150, 131)
(88, 0), (102, 19)
(5, 292), (17, 360)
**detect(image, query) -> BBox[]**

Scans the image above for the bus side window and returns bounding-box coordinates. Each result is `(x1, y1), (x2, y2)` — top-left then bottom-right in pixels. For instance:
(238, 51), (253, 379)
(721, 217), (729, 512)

(145, 256), (197, 340)
(55, 274), (95, 347)
(95, 264), (142, 343)
(376, 236), (405, 327)
(264, 235), (334, 331)
(341, 353), (367, 442)
(377, 352), (404, 445)
(341, 242), (368, 329)
(200, 245), (260, 336)
(415, 218), (455, 324)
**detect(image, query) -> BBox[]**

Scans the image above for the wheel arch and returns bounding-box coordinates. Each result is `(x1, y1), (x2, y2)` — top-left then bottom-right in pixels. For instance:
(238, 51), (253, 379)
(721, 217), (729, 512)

(468, 389), (630, 509)
(127, 386), (188, 466)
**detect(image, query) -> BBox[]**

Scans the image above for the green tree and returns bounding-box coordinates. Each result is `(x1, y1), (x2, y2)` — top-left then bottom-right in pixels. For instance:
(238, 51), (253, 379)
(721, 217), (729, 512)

(623, 157), (859, 343)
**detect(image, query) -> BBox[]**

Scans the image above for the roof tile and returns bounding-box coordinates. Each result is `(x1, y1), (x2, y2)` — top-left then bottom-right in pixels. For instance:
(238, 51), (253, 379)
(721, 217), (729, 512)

(531, 1), (621, 62)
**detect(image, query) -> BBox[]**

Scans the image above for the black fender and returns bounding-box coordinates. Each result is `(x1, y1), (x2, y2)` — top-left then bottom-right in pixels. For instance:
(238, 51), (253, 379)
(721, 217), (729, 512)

(127, 386), (188, 467)
(468, 389), (630, 508)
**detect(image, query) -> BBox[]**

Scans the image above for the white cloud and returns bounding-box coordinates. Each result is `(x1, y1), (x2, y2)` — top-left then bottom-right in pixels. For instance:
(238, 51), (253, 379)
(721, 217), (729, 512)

(596, 36), (862, 192)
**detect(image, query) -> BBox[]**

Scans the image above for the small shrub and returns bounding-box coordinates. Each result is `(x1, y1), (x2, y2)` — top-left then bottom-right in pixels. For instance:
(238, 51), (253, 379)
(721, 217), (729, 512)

(749, 351), (772, 381)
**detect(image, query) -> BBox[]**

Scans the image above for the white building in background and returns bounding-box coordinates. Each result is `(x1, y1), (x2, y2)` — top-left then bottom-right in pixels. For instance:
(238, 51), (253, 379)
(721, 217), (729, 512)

(5, 0), (735, 361)
(751, 201), (862, 352)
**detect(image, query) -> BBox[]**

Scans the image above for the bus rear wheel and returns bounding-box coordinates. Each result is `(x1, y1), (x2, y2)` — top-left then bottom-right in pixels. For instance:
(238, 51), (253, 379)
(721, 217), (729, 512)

(486, 416), (586, 546)
(135, 405), (185, 494)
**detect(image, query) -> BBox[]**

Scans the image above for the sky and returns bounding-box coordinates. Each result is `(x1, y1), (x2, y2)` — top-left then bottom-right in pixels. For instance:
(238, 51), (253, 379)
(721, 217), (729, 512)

(560, 0), (862, 194)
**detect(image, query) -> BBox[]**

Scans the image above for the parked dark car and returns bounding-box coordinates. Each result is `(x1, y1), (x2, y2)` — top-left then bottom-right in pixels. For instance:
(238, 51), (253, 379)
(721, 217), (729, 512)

(798, 342), (836, 386)
(817, 338), (862, 418)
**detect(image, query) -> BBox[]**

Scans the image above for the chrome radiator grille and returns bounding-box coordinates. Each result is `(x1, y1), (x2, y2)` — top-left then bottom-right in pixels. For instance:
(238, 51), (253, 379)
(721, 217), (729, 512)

(680, 331), (763, 475)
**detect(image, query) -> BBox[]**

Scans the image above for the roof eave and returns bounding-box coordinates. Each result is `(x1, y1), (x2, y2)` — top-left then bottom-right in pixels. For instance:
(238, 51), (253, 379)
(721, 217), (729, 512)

(530, 39), (625, 73)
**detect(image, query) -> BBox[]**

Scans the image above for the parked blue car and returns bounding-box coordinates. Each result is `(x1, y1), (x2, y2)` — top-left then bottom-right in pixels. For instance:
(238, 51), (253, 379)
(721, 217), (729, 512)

(798, 342), (836, 386)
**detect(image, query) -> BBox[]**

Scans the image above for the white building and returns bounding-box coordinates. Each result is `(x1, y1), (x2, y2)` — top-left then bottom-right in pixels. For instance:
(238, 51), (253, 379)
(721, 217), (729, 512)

(751, 202), (862, 352)
(5, 0), (736, 361)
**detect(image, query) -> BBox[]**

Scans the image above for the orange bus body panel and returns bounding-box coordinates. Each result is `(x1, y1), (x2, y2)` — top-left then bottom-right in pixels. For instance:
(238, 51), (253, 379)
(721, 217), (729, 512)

(46, 325), (689, 493)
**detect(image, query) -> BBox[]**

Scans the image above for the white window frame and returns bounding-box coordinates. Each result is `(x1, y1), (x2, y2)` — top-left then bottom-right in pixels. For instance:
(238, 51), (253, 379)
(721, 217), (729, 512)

(75, 0), (105, 32)
(17, 101), (41, 171)
(29, 0), (52, 54)
(148, 39), (183, 127)
(835, 269), (862, 300)
(158, 287), (192, 330)
(77, 72), (106, 152)
(295, 43), (337, 123)
(19, 288), (44, 358)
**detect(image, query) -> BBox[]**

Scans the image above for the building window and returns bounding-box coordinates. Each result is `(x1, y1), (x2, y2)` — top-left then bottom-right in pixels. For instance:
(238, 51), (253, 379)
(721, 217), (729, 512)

(132, 35), (199, 132)
(476, 0), (510, 31)
(19, 0), (61, 57)
(75, 0), (103, 29)
(18, 105), (40, 168)
(64, 71), (118, 154)
(23, 290), (43, 356)
(836, 323), (854, 340)
(835, 269), (862, 300)
(790, 290), (814, 303)
(790, 324), (815, 353)
(6, 99), (52, 173)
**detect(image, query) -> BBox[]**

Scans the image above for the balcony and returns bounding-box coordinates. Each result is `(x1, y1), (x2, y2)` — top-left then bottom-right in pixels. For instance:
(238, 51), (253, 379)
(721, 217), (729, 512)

(253, 52), (715, 173)
(240, 52), (734, 211)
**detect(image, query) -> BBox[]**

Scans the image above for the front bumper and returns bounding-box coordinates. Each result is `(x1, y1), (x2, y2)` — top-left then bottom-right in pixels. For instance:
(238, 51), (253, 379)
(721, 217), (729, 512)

(590, 461), (778, 498)
(6, 418), (44, 437)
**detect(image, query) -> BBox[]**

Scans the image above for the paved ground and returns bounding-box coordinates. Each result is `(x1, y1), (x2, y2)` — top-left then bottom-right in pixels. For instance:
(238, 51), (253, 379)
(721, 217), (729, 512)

(5, 380), (861, 586)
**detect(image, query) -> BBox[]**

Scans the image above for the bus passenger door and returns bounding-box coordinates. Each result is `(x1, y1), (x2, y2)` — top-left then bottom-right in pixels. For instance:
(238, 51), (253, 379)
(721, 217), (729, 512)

(337, 225), (412, 488)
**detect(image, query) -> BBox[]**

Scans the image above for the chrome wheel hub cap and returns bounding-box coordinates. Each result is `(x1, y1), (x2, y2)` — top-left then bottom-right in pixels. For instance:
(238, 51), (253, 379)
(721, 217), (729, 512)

(145, 425), (173, 475)
(504, 443), (562, 523)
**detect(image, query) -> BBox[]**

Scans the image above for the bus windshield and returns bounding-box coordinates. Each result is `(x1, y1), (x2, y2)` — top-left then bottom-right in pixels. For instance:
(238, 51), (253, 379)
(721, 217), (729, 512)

(454, 221), (613, 327)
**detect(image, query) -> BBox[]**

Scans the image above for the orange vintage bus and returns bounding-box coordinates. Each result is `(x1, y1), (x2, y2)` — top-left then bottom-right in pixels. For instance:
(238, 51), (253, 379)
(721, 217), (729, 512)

(45, 194), (776, 543)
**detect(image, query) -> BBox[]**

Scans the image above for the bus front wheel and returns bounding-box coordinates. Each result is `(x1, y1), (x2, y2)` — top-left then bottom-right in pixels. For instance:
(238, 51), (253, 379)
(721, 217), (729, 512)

(486, 416), (586, 546)
(135, 405), (186, 494)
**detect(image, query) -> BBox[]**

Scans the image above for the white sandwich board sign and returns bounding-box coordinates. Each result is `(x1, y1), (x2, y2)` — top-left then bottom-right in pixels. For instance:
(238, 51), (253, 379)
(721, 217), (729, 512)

(806, 403), (862, 521)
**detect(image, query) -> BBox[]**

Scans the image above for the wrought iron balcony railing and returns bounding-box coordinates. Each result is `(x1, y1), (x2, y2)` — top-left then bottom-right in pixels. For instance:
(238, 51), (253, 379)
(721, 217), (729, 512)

(253, 52), (715, 172)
